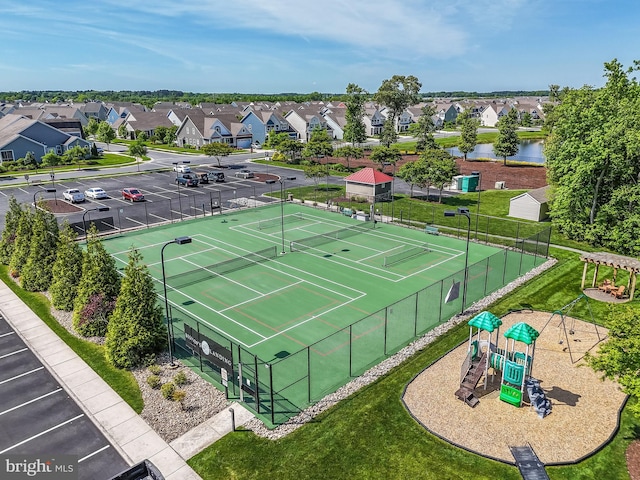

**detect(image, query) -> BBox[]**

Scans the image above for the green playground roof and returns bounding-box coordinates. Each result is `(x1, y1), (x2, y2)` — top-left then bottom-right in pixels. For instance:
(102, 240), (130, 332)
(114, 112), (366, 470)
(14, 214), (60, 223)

(468, 311), (502, 332)
(504, 322), (539, 345)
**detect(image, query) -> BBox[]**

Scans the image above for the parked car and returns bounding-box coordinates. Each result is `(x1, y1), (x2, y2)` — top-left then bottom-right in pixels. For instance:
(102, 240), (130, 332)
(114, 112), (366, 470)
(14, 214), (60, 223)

(84, 187), (108, 199)
(173, 164), (191, 173)
(251, 142), (262, 150)
(207, 171), (225, 182)
(176, 174), (199, 187)
(235, 169), (255, 179)
(62, 188), (85, 203)
(122, 188), (145, 202)
(197, 173), (209, 184)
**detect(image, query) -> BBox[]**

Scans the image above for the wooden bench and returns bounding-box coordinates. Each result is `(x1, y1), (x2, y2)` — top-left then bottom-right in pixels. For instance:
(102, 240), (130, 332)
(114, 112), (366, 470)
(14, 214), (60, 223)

(425, 225), (439, 235)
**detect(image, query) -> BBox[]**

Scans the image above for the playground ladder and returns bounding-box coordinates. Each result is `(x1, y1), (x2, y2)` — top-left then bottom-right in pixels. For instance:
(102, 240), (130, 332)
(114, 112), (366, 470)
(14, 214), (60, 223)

(455, 352), (487, 408)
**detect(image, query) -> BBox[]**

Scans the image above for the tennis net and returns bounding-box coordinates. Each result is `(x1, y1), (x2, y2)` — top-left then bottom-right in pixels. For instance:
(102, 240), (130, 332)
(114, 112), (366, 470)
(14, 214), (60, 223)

(166, 246), (279, 288)
(383, 244), (430, 267)
(258, 212), (306, 230)
(290, 222), (374, 252)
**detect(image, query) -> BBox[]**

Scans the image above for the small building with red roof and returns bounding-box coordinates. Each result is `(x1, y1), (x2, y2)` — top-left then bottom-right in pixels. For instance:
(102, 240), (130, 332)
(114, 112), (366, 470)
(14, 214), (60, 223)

(344, 167), (393, 203)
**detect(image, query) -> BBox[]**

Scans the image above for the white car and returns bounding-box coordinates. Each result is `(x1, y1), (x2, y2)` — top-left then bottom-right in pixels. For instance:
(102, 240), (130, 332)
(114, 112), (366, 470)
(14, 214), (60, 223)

(173, 164), (191, 173)
(235, 169), (255, 179)
(84, 187), (108, 200)
(62, 189), (85, 203)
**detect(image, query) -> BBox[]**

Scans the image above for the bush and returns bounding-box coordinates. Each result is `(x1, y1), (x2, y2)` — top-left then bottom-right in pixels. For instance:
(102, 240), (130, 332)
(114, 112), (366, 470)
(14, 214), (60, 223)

(172, 389), (186, 404)
(161, 381), (175, 400)
(147, 375), (161, 389)
(173, 371), (188, 386)
(148, 364), (161, 375)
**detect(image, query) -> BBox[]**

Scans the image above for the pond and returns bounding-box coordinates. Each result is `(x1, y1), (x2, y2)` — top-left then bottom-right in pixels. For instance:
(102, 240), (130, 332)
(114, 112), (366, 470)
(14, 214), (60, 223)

(447, 139), (545, 164)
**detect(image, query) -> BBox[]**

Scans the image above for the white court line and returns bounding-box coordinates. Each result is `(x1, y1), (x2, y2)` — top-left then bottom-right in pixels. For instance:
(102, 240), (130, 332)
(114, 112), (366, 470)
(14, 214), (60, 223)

(0, 331), (15, 338)
(78, 445), (111, 463)
(0, 367), (44, 385)
(218, 280), (305, 314)
(0, 414), (84, 454)
(0, 348), (27, 360)
(0, 389), (63, 416)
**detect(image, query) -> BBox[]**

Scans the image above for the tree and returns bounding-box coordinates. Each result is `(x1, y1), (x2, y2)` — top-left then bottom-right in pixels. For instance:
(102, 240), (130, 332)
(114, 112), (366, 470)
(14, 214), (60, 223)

(97, 121), (116, 150)
(343, 83), (368, 146)
(64, 145), (89, 170)
(8, 208), (34, 278)
(396, 157), (430, 198)
(22, 151), (38, 172)
(423, 149), (458, 202)
(304, 164), (326, 203)
(545, 59), (640, 252)
(20, 205), (59, 292)
(49, 223), (83, 311)
(334, 146), (363, 171)
(85, 118), (100, 138)
(200, 142), (234, 167)
(548, 84), (561, 102)
(118, 124), (128, 139)
(586, 306), (640, 417)
(164, 125), (178, 145)
(302, 127), (333, 163)
(369, 146), (402, 172)
(379, 118), (398, 147)
(41, 152), (61, 174)
(105, 248), (166, 369)
(457, 110), (479, 161)
(0, 197), (25, 265)
(408, 105), (437, 152)
(128, 139), (147, 171)
(493, 108), (519, 165)
(264, 131), (290, 150)
(278, 139), (304, 162)
(73, 226), (121, 337)
(374, 75), (422, 141)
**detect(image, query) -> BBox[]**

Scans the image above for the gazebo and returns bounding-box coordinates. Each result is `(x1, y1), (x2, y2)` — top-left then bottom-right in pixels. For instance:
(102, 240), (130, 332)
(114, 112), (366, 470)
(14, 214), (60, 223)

(580, 252), (640, 301)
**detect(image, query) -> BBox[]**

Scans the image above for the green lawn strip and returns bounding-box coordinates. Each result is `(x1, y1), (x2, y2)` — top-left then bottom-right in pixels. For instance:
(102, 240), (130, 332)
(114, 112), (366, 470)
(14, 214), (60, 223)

(189, 248), (638, 479)
(0, 266), (143, 413)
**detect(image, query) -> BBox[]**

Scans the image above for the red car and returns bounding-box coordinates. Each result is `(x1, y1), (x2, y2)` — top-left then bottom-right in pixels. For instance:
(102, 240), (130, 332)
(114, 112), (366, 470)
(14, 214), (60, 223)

(122, 188), (145, 202)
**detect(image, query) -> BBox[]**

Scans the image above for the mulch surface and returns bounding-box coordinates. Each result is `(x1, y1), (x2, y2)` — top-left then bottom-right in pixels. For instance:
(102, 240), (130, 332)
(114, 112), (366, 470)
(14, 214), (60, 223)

(628, 441), (640, 480)
(323, 154), (548, 191)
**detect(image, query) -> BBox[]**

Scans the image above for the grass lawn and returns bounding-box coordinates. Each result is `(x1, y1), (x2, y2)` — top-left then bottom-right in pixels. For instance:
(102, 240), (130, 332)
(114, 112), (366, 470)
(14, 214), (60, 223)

(188, 248), (639, 480)
(0, 266), (143, 413)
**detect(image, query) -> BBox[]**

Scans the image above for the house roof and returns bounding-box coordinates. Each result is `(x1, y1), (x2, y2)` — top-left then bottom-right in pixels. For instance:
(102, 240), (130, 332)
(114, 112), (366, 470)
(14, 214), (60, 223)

(344, 167), (393, 185)
(511, 185), (550, 204)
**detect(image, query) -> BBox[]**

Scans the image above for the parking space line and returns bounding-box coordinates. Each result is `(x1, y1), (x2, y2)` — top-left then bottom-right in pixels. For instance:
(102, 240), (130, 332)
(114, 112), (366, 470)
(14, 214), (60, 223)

(78, 445), (110, 463)
(0, 414), (84, 454)
(0, 367), (44, 385)
(148, 213), (171, 222)
(0, 348), (28, 359)
(0, 388), (63, 416)
(0, 331), (15, 338)
(126, 217), (146, 226)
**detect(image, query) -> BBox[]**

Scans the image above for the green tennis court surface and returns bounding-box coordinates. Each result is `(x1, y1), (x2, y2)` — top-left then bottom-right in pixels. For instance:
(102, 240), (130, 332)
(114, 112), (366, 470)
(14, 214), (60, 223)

(101, 203), (544, 425)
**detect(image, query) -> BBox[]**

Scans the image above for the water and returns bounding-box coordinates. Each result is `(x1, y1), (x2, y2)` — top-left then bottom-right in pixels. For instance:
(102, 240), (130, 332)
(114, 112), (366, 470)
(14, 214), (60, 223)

(447, 140), (545, 164)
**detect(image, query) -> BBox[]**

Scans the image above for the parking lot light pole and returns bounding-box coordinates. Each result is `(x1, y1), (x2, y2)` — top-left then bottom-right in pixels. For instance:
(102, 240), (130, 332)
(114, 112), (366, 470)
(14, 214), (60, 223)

(444, 207), (471, 314)
(161, 236), (192, 367)
(82, 206), (110, 244)
(33, 188), (57, 210)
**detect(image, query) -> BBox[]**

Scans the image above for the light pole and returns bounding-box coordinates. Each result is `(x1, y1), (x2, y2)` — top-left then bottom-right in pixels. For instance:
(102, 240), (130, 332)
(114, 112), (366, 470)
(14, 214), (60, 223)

(161, 236), (192, 367)
(444, 207), (471, 314)
(266, 176), (296, 254)
(472, 171), (481, 236)
(383, 162), (396, 222)
(82, 207), (110, 243)
(33, 188), (56, 210)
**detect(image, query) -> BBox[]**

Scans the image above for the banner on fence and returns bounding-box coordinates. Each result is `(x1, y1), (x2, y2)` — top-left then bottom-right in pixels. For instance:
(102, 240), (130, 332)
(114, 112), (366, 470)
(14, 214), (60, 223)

(184, 324), (233, 370)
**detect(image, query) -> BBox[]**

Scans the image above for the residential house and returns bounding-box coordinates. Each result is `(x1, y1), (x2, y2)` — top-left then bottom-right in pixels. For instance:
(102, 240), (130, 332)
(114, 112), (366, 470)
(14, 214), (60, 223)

(0, 114), (90, 164)
(363, 107), (386, 137)
(120, 111), (174, 140)
(175, 112), (252, 149)
(80, 102), (109, 122)
(284, 109), (333, 142)
(241, 110), (295, 145)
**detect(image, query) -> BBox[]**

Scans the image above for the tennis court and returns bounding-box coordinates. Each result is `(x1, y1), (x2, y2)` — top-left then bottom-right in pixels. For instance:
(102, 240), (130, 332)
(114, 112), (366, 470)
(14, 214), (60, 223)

(100, 202), (544, 425)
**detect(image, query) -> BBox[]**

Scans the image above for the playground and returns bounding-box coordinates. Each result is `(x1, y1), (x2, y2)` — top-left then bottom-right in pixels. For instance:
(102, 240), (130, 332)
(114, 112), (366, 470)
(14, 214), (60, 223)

(403, 310), (627, 465)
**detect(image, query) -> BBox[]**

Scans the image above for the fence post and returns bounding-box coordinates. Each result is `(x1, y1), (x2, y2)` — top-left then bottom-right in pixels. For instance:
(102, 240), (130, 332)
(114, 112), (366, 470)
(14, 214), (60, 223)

(349, 325), (353, 377)
(307, 347), (311, 403)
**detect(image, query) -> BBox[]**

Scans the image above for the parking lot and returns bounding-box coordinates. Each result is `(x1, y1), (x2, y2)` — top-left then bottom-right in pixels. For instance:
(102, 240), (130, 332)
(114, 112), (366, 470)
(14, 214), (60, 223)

(0, 165), (295, 235)
(0, 313), (129, 479)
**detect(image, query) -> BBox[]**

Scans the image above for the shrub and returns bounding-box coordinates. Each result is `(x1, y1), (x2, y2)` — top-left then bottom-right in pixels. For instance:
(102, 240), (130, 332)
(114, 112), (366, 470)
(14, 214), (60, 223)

(172, 389), (186, 404)
(148, 364), (161, 375)
(173, 371), (188, 386)
(147, 375), (161, 389)
(161, 381), (175, 400)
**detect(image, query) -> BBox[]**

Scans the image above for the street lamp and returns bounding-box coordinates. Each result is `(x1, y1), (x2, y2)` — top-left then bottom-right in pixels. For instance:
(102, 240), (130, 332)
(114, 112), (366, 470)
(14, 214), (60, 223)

(161, 236), (192, 367)
(33, 188), (57, 209)
(82, 207), (110, 243)
(471, 171), (482, 236)
(383, 162), (396, 222)
(266, 176), (296, 254)
(444, 207), (471, 314)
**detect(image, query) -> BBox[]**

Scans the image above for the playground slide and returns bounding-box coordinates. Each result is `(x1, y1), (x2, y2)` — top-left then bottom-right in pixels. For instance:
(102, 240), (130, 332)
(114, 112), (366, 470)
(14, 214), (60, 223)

(525, 378), (552, 419)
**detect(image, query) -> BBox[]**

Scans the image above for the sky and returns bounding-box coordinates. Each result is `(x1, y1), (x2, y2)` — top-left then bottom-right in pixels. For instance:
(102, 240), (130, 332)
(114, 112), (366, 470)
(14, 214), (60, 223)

(2, 0), (639, 94)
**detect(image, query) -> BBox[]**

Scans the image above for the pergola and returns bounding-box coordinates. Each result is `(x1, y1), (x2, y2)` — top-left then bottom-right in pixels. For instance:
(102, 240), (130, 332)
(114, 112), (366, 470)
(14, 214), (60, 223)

(580, 252), (640, 300)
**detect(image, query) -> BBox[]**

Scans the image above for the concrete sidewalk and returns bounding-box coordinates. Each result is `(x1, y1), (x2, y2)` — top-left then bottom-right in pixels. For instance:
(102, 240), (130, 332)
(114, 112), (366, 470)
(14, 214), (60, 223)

(0, 279), (253, 479)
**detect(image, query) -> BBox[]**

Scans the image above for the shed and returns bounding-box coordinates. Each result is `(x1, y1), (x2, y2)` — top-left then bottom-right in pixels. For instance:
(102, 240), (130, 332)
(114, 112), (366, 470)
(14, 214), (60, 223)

(508, 186), (550, 221)
(344, 167), (393, 203)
